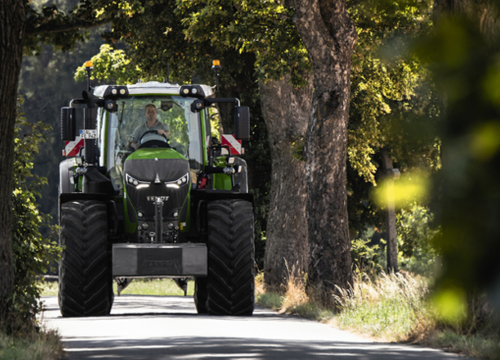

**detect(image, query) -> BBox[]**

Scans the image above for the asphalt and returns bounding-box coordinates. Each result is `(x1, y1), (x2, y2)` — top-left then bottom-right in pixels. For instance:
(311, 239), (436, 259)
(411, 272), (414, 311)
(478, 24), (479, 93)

(41, 295), (475, 359)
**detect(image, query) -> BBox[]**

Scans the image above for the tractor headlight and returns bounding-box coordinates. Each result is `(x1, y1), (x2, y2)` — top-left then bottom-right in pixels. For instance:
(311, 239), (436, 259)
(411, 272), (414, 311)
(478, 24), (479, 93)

(165, 173), (189, 189)
(126, 174), (150, 189)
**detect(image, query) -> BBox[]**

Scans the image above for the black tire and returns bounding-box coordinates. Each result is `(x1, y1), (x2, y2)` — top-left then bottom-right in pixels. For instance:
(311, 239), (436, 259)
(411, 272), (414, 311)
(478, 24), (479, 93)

(206, 199), (255, 316)
(194, 277), (208, 314)
(58, 200), (113, 317)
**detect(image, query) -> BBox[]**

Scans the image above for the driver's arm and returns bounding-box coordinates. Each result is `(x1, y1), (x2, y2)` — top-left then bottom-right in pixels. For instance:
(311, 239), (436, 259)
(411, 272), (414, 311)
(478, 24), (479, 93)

(131, 127), (141, 150)
(158, 122), (170, 138)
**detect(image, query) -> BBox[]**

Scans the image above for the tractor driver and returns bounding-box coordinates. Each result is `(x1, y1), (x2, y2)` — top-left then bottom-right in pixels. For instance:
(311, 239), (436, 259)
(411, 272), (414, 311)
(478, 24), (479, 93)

(131, 104), (171, 150)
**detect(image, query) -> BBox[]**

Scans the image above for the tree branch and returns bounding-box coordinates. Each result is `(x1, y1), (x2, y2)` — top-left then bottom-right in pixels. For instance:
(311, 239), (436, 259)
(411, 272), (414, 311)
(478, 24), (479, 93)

(26, 19), (108, 37)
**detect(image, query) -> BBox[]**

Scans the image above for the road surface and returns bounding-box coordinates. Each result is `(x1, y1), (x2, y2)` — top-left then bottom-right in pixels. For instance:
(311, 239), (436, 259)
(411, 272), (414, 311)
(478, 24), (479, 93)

(41, 295), (473, 359)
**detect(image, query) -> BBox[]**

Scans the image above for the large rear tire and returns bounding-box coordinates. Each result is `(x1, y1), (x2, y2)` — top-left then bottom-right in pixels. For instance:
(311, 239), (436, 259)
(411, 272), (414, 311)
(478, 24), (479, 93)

(206, 199), (255, 316)
(194, 277), (208, 314)
(58, 200), (113, 317)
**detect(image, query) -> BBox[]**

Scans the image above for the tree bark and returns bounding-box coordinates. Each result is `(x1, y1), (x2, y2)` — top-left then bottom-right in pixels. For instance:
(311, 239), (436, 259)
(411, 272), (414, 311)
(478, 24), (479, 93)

(286, 0), (356, 302)
(380, 148), (398, 273)
(0, 0), (26, 324)
(260, 75), (312, 287)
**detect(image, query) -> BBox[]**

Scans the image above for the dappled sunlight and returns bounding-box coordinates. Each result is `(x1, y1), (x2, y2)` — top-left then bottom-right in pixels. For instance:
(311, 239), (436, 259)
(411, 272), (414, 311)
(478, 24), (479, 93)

(373, 171), (430, 208)
(469, 121), (500, 161)
(432, 285), (467, 324)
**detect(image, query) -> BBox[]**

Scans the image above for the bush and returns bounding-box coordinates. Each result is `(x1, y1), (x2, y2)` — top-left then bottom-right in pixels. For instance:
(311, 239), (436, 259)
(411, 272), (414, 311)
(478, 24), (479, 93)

(351, 238), (383, 276)
(396, 203), (440, 276)
(8, 97), (61, 333)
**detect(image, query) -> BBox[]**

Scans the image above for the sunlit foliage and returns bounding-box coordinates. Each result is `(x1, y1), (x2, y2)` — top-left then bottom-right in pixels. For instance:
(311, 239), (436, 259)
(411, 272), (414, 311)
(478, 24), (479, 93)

(10, 97), (60, 332)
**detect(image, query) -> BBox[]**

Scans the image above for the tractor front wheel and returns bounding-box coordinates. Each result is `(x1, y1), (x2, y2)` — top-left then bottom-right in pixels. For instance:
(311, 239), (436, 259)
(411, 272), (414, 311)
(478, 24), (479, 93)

(206, 199), (255, 316)
(58, 200), (113, 317)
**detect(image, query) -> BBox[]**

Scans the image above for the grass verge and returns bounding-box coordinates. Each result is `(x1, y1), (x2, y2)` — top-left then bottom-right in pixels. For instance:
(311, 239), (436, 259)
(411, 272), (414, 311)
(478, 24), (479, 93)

(41, 278), (195, 297)
(255, 271), (500, 359)
(0, 328), (63, 360)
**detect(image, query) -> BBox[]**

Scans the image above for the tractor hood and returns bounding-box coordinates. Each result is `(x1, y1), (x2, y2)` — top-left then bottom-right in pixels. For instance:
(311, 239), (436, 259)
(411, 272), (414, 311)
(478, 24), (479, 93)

(123, 148), (191, 238)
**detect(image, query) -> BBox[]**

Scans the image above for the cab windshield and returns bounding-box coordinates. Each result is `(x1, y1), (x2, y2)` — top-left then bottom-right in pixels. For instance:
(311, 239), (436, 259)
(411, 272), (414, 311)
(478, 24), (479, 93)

(103, 96), (202, 191)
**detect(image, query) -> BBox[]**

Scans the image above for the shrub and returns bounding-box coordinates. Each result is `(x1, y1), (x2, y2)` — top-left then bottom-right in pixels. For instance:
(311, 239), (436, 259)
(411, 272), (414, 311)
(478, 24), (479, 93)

(351, 238), (383, 276)
(334, 272), (433, 340)
(396, 203), (440, 276)
(8, 97), (61, 333)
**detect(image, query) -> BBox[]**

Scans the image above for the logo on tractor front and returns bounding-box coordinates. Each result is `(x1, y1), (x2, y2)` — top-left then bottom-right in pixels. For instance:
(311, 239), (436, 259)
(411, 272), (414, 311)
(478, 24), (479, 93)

(146, 196), (169, 202)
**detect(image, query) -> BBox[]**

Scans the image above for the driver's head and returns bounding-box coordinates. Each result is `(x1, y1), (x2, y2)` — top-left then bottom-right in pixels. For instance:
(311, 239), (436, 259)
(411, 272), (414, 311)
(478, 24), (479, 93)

(145, 104), (157, 122)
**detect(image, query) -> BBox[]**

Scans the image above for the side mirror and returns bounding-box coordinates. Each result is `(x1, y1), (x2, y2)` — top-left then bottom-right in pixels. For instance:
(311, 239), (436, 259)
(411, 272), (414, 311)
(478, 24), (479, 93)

(61, 107), (76, 141)
(234, 106), (250, 141)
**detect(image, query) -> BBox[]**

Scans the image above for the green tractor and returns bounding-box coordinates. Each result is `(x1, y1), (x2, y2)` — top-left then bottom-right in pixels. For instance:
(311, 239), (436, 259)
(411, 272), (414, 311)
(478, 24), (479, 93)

(58, 61), (254, 316)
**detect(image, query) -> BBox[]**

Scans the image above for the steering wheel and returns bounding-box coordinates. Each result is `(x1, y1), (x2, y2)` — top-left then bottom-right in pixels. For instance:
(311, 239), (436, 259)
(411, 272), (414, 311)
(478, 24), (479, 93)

(138, 130), (170, 149)
(140, 130), (168, 142)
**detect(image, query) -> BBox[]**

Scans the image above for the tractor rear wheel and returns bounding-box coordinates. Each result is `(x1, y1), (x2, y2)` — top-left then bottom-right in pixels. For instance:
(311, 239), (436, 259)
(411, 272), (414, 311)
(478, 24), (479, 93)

(58, 200), (113, 317)
(206, 199), (255, 316)
(194, 277), (208, 314)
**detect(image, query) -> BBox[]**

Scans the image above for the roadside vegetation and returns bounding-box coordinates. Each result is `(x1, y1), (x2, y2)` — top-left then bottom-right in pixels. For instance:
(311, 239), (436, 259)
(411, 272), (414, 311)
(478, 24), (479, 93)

(0, 329), (62, 360)
(0, 100), (63, 359)
(256, 252), (500, 359)
(41, 279), (195, 297)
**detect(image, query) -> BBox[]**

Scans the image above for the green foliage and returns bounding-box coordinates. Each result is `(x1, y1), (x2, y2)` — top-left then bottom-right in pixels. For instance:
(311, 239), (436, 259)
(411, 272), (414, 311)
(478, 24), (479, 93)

(351, 238), (383, 276)
(75, 44), (141, 84)
(177, 0), (310, 86)
(347, 0), (439, 184)
(24, 0), (141, 55)
(396, 203), (440, 276)
(290, 135), (305, 162)
(10, 97), (61, 331)
(346, 0), (442, 238)
(415, 14), (500, 305)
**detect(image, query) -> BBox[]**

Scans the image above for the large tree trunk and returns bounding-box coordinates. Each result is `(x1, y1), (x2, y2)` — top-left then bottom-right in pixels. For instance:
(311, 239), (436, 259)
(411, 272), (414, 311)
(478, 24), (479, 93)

(286, 0), (356, 303)
(260, 75), (312, 287)
(0, 0), (26, 324)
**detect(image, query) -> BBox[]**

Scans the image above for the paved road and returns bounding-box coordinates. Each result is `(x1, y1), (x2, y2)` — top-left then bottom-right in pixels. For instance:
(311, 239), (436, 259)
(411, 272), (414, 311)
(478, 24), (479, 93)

(41, 295), (473, 359)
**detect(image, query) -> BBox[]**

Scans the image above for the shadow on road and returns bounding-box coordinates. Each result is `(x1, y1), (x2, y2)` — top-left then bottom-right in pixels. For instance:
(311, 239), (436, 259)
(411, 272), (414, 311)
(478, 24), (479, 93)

(62, 336), (458, 360)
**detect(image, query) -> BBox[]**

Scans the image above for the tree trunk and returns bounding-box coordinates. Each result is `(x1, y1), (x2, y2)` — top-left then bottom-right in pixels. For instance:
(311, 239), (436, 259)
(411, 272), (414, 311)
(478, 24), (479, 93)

(380, 148), (398, 273)
(260, 75), (312, 287)
(0, 0), (26, 324)
(286, 0), (356, 302)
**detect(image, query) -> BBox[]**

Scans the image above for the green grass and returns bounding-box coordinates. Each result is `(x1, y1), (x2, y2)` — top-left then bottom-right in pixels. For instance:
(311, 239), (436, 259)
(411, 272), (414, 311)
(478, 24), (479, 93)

(256, 292), (283, 310)
(40, 278), (195, 297)
(336, 296), (419, 340)
(0, 329), (63, 360)
(116, 279), (195, 296)
(427, 330), (500, 359)
(40, 282), (58, 297)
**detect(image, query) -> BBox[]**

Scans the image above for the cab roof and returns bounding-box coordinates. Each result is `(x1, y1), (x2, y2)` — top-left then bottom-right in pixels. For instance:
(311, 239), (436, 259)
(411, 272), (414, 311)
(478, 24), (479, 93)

(93, 81), (214, 98)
